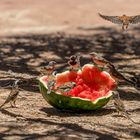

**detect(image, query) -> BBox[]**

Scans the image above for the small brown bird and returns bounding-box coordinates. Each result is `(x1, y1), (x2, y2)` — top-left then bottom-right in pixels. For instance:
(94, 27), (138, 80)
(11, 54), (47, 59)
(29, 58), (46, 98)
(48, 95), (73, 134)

(41, 61), (57, 94)
(40, 61), (56, 76)
(113, 91), (136, 124)
(0, 80), (20, 108)
(90, 52), (136, 86)
(90, 52), (110, 68)
(68, 54), (81, 71)
(99, 13), (140, 30)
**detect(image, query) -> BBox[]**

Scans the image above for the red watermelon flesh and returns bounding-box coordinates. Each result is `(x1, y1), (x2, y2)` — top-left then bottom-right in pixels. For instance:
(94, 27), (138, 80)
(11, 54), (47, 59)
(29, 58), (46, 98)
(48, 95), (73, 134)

(55, 71), (77, 87)
(54, 64), (116, 101)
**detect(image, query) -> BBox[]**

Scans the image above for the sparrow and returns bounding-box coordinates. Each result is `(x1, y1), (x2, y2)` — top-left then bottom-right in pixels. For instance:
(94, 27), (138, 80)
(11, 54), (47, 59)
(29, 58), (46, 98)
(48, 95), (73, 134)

(0, 80), (20, 108)
(68, 54), (81, 71)
(90, 52), (110, 68)
(90, 52), (136, 86)
(42, 61), (57, 94)
(113, 91), (136, 124)
(99, 13), (140, 30)
(40, 61), (56, 76)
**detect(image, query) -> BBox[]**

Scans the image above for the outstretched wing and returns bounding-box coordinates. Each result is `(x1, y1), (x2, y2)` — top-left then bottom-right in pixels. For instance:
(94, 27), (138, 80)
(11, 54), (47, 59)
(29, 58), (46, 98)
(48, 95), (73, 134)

(129, 15), (140, 24)
(98, 13), (122, 24)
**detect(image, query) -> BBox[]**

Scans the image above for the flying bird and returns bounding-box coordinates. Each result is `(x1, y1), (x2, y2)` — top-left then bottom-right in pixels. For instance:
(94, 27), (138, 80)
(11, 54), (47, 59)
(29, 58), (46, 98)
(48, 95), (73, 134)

(98, 13), (140, 30)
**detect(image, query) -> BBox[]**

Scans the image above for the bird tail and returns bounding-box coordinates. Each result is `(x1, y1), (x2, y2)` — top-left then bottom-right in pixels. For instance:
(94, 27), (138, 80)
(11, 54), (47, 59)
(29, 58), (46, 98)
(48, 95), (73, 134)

(108, 63), (136, 87)
(98, 13), (102, 17)
(0, 102), (6, 109)
(121, 76), (135, 85)
(122, 77), (140, 91)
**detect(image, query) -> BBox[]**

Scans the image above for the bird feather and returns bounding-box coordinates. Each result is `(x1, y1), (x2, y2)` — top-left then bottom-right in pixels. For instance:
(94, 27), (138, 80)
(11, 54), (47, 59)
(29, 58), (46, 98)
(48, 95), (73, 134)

(98, 13), (122, 24)
(129, 15), (140, 24)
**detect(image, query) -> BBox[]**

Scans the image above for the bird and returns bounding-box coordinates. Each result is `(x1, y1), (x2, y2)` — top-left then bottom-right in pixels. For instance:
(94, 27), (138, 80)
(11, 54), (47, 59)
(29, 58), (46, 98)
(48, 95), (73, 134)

(98, 13), (140, 30)
(90, 52), (136, 86)
(0, 80), (20, 108)
(90, 52), (110, 68)
(113, 91), (136, 124)
(68, 54), (81, 71)
(40, 61), (56, 76)
(41, 61), (57, 94)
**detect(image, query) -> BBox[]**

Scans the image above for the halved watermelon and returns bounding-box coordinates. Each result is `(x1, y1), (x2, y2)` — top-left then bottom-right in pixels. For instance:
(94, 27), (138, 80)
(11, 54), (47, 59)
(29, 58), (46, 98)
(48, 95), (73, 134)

(39, 64), (116, 111)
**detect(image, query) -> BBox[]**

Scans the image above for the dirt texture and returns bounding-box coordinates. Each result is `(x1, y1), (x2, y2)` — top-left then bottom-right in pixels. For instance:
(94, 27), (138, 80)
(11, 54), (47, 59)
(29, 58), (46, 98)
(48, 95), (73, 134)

(0, 0), (140, 140)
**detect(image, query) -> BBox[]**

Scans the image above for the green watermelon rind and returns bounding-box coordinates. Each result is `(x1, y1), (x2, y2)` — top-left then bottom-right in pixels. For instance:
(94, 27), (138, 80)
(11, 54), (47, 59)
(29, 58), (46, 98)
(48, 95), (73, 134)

(39, 77), (113, 111)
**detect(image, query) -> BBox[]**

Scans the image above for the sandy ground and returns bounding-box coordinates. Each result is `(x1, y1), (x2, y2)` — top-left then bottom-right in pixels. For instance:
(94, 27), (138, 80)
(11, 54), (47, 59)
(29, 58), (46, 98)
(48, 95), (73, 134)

(0, 0), (140, 140)
(0, 0), (140, 35)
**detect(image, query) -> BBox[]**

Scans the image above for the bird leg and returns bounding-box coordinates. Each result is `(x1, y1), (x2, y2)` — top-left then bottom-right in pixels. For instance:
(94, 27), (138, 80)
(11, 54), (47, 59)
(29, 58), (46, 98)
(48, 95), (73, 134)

(10, 100), (16, 108)
(122, 25), (125, 30)
(126, 24), (128, 29)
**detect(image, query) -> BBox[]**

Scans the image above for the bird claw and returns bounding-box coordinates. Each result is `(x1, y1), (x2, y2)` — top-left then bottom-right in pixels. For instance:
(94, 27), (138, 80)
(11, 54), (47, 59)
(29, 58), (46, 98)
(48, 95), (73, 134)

(10, 104), (16, 108)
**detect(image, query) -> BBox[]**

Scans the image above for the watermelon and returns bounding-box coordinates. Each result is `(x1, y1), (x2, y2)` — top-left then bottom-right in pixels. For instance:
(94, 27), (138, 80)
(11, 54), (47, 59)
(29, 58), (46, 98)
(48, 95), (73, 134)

(39, 64), (116, 111)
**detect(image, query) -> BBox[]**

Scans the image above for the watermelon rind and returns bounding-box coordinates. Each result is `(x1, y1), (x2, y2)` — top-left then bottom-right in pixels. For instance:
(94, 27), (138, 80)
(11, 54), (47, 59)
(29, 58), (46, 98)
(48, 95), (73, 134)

(39, 76), (113, 111)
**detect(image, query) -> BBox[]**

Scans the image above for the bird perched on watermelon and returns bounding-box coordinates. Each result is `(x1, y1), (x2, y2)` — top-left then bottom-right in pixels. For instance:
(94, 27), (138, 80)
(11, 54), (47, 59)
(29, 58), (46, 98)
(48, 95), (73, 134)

(89, 52), (139, 90)
(67, 54), (81, 71)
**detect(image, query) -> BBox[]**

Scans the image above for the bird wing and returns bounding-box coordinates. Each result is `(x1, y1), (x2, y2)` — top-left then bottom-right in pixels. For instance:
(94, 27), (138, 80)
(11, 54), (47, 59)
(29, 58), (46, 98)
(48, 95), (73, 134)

(98, 13), (123, 24)
(129, 15), (140, 24)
